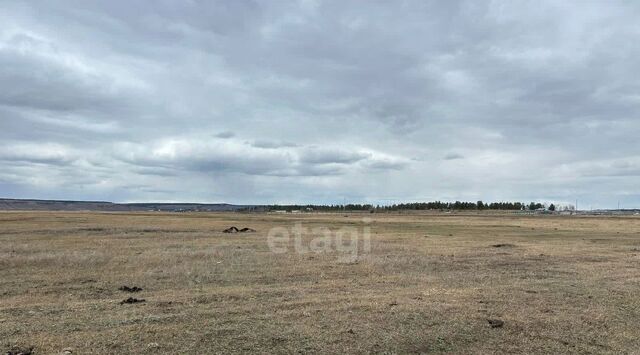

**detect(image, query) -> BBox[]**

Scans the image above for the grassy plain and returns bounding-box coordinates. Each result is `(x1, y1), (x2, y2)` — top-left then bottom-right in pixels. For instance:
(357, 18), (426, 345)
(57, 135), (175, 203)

(1, 211), (640, 354)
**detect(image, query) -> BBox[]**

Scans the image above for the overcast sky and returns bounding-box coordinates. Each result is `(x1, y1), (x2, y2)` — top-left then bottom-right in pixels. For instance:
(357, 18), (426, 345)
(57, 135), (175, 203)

(1, 1), (639, 208)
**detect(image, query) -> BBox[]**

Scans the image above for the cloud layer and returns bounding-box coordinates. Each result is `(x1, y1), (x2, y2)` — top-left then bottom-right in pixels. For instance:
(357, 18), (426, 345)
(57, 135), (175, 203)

(1, 1), (639, 207)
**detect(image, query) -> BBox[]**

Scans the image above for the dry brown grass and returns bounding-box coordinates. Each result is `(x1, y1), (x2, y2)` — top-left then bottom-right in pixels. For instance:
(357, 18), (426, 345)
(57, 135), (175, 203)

(1, 211), (640, 354)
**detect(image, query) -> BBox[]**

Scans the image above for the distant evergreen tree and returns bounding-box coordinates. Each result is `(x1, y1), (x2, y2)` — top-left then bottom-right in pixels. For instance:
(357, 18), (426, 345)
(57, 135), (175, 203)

(254, 200), (535, 212)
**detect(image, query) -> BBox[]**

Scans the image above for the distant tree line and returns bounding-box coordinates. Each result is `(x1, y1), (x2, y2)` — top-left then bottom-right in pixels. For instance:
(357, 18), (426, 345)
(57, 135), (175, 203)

(242, 201), (566, 212)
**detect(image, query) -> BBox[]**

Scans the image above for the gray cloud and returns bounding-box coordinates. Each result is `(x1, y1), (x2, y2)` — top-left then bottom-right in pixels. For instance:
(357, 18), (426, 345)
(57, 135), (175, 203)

(444, 153), (464, 161)
(112, 137), (406, 177)
(250, 140), (298, 149)
(215, 131), (235, 139)
(0, 142), (79, 165)
(298, 148), (369, 165)
(1, 1), (639, 207)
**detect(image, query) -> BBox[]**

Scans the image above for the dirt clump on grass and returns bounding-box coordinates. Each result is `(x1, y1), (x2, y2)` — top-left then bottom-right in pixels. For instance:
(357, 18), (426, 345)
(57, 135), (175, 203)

(487, 319), (505, 328)
(491, 243), (515, 248)
(4, 345), (34, 355)
(223, 226), (255, 233)
(118, 285), (143, 292)
(120, 297), (145, 305)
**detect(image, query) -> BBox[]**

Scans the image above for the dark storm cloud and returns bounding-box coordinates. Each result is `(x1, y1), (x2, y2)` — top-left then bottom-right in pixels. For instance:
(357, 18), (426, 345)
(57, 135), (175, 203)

(1, 1), (639, 207)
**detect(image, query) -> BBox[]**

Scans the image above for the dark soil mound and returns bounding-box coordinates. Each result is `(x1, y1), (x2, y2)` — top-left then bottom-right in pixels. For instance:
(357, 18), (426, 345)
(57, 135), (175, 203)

(487, 319), (504, 328)
(4, 346), (33, 355)
(119, 286), (143, 292)
(223, 226), (255, 233)
(120, 297), (146, 305)
(491, 243), (515, 248)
